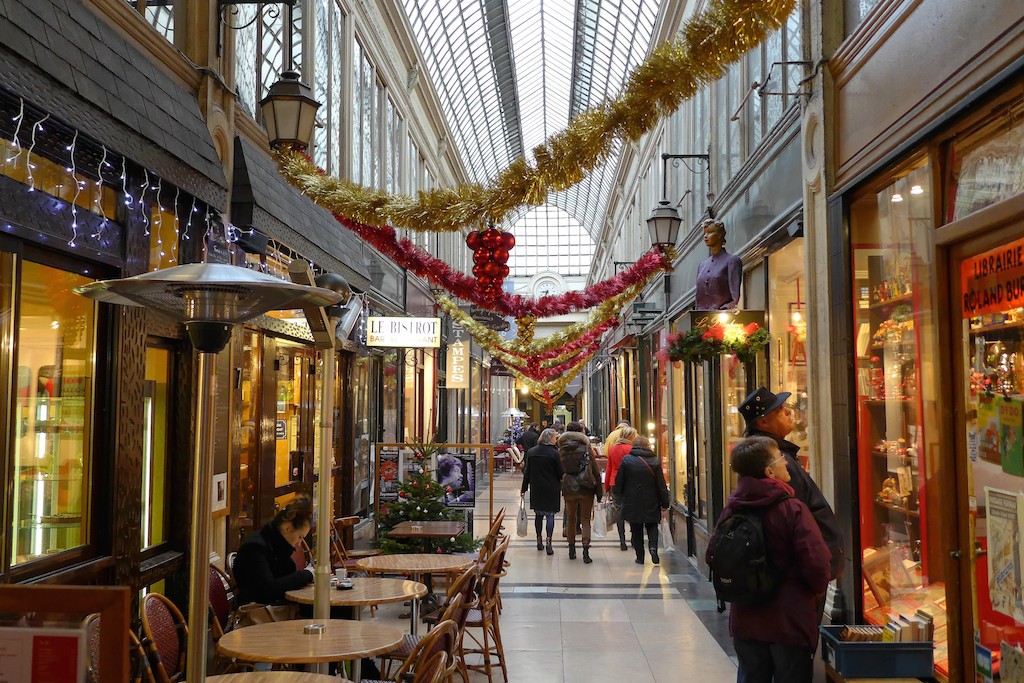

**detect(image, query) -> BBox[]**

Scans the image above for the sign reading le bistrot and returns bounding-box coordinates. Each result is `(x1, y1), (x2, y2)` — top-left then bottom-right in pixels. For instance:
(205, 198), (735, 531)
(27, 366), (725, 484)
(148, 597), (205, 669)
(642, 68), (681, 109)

(368, 317), (441, 348)
(962, 235), (1024, 318)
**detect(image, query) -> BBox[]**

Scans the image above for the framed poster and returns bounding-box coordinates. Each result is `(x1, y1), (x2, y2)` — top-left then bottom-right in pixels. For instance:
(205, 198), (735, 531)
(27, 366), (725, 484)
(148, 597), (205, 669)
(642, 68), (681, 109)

(211, 473), (228, 514)
(863, 546), (914, 605)
(436, 453), (476, 508)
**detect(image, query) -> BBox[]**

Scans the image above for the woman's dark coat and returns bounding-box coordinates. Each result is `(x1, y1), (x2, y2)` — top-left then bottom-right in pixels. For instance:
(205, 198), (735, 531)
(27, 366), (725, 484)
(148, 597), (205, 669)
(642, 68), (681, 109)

(517, 427), (539, 453)
(520, 443), (564, 512)
(705, 476), (831, 649)
(613, 446), (669, 523)
(233, 522), (312, 605)
(557, 431), (602, 501)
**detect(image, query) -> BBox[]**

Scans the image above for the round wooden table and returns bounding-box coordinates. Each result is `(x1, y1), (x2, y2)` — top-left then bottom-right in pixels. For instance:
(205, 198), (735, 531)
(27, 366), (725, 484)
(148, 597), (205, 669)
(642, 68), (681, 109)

(285, 578), (427, 615)
(208, 674), (350, 682)
(355, 554), (474, 635)
(216, 619), (403, 666)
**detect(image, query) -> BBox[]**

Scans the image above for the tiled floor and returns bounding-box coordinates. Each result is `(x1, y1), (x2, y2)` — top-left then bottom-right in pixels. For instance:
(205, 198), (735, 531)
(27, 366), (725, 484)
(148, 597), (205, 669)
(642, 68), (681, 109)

(369, 469), (738, 682)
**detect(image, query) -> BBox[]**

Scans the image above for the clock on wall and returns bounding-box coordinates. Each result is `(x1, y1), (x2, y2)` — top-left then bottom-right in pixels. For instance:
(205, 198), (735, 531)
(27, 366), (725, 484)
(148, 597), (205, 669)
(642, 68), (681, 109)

(531, 274), (565, 298)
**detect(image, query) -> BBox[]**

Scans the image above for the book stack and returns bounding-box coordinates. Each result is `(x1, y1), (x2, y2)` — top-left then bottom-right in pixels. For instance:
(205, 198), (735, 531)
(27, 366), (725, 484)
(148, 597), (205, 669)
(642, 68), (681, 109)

(838, 611), (935, 643)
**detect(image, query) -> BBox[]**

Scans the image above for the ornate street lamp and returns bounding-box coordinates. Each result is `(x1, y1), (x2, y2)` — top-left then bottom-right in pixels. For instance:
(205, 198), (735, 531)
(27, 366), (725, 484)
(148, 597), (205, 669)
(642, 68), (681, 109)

(75, 263), (344, 682)
(260, 70), (320, 150)
(646, 199), (682, 249)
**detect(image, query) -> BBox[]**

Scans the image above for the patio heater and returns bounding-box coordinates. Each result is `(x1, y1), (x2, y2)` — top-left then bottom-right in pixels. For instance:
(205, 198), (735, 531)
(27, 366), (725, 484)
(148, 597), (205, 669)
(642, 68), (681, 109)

(75, 263), (344, 682)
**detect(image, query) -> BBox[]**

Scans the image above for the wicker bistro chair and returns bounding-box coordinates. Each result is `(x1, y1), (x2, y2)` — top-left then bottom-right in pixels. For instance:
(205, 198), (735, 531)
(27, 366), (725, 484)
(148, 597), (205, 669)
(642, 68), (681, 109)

(413, 651), (452, 683)
(382, 592), (473, 681)
(140, 593), (188, 683)
(363, 619), (460, 683)
(131, 631), (158, 683)
(420, 563), (479, 628)
(209, 563), (252, 673)
(463, 536), (510, 683)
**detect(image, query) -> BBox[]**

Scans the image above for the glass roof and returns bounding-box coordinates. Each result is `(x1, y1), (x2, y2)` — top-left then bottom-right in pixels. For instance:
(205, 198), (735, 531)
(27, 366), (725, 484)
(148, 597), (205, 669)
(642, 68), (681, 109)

(401, 0), (663, 249)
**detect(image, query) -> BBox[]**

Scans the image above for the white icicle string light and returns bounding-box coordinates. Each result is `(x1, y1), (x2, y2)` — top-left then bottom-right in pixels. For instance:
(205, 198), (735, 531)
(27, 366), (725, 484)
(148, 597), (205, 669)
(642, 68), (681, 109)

(121, 156), (133, 207)
(26, 113), (50, 191)
(154, 176), (164, 262)
(68, 130), (80, 247)
(170, 186), (180, 263)
(93, 145), (109, 238)
(183, 197), (196, 242)
(139, 172), (150, 236)
(6, 98), (24, 167)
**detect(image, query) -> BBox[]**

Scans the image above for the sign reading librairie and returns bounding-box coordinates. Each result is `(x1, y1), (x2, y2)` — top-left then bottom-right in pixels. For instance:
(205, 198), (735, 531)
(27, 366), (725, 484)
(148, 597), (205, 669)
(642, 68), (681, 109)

(961, 235), (1024, 318)
(367, 317), (441, 348)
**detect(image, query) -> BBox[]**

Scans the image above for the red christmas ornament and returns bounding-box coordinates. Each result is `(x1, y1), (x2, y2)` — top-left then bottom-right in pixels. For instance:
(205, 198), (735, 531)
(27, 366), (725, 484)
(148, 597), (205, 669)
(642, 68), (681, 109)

(492, 248), (509, 263)
(499, 264), (510, 277)
(481, 229), (502, 250)
(501, 232), (515, 249)
(482, 261), (502, 278)
(472, 264), (484, 278)
(466, 231), (482, 250)
(473, 249), (491, 265)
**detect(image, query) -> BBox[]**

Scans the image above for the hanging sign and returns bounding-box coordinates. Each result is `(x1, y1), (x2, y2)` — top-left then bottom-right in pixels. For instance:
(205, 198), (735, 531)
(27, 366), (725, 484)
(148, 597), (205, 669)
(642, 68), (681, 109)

(961, 236), (1024, 318)
(367, 317), (441, 348)
(447, 340), (469, 389)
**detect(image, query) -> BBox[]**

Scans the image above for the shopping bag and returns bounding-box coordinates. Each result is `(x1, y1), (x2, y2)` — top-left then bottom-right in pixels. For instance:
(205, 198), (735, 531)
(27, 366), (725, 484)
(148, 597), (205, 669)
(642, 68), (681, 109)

(659, 517), (674, 552)
(591, 503), (606, 538)
(605, 498), (620, 527)
(516, 498), (528, 537)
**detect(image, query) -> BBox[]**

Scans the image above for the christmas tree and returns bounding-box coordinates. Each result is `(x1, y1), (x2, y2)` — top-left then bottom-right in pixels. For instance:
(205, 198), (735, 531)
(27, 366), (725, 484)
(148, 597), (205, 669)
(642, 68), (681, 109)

(376, 440), (479, 554)
(510, 416), (525, 445)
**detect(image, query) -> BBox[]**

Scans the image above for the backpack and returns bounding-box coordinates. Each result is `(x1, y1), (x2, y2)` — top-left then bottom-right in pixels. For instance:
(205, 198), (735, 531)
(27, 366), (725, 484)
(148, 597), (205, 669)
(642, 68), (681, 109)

(563, 452), (596, 493)
(707, 497), (789, 613)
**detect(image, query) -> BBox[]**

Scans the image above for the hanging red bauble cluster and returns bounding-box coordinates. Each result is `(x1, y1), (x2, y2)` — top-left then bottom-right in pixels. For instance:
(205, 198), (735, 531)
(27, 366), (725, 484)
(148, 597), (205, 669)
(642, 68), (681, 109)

(466, 228), (514, 301)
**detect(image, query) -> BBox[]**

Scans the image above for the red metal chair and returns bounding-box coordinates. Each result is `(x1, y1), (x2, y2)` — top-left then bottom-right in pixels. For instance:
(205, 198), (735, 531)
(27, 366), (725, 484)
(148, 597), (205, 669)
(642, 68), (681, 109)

(140, 593), (188, 683)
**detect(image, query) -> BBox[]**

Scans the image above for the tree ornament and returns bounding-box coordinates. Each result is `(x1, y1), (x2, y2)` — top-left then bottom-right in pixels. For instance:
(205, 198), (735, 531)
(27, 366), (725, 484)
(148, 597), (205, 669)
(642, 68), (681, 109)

(466, 231), (482, 249)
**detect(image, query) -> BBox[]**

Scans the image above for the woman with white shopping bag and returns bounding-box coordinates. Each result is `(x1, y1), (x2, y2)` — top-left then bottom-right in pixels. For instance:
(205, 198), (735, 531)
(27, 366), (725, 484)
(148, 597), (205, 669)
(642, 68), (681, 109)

(613, 437), (670, 565)
(520, 428), (564, 555)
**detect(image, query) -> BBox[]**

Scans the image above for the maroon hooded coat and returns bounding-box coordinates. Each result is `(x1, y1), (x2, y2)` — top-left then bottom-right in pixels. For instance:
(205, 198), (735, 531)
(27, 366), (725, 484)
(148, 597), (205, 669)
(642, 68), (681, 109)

(706, 476), (831, 649)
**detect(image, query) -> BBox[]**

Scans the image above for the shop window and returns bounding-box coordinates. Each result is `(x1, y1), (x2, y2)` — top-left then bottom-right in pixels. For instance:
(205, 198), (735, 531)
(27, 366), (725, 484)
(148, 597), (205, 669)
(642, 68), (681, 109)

(850, 156), (949, 676)
(381, 349), (400, 442)
(767, 240), (810, 468)
(350, 354), (375, 516)
(238, 329), (260, 528)
(670, 319), (688, 508)
(844, 0), (884, 38)
(141, 345), (171, 550)
(949, 103), (1024, 222)
(0, 137), (119, 219)
(11, 261), (96, 566)
(148, 202), (180, 271)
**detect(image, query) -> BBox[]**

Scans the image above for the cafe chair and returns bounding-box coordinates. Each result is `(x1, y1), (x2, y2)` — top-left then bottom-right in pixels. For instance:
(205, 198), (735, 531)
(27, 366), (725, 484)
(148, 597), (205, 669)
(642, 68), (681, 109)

(382, 592), (472, 681)
(210, 563), (251, 673)
(131, 631), (158, 683)
(413, 651), (451, 683)
(140, 593), (188, 683)
(463, 536), (510, 683)
(420, 564), (479, 628)
(365, 619), (459, 683)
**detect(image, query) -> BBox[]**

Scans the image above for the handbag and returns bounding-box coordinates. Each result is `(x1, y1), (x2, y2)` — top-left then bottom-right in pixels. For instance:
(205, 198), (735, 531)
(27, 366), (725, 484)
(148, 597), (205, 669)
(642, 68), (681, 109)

(578, 452), (597, 489)
(236, 602), (298, 628)
(516, 498), (529, 537)
(605, 497), (620, 527)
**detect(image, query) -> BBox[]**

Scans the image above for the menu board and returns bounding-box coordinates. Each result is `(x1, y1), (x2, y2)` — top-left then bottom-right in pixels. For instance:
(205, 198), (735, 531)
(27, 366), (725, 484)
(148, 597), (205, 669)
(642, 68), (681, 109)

(0, 627), (84, 683)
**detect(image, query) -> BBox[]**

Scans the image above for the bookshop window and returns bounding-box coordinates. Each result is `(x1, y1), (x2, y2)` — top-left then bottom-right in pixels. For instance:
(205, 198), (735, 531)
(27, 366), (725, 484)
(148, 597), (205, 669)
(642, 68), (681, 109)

(949, 99), (1024, 222)
(11, 261), (96, 566)
(962, 236), (1024, 664)
(851, 156), (949, 676)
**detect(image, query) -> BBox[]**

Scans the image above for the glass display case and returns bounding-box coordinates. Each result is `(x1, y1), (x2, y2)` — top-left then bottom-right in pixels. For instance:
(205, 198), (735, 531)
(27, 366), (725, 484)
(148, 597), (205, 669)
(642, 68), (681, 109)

(851, 157), (949, 677)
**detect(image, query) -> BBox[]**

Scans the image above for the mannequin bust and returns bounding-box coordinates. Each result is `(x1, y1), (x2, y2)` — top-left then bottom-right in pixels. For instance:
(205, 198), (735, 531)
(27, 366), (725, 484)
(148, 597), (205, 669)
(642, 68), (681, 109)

(695, 219), (742, 310)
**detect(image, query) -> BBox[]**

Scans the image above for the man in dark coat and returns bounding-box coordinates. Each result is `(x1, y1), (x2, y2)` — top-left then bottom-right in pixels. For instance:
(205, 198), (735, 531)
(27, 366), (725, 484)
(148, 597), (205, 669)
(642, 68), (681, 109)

(520, 428), (564, 555)
(739, 387), (845, 581)
(707, 436), (830, 682)
(517, 422), (540, 453)
(613, 436), (670, 564)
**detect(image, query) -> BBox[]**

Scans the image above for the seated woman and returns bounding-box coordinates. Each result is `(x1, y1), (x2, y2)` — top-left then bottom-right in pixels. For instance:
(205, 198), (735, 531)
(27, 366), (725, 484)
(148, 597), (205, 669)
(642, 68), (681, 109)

(233, 494), (314, 607)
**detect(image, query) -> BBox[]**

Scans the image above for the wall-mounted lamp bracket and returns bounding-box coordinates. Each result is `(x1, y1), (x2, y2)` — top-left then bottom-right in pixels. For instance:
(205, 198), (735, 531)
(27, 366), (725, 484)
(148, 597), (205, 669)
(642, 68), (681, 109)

(218, 0), (298, 56)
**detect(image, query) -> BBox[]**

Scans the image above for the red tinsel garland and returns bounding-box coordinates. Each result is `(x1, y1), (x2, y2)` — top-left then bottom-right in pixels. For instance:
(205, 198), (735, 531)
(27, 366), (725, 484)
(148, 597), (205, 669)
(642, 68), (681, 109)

(333, 213), (670, 317)
(498, 318), (619, 361)
(502, 341), (601, 381)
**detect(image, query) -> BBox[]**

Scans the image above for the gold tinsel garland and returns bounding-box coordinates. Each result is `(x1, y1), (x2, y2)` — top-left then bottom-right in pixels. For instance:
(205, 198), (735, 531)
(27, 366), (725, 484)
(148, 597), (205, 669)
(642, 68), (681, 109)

(274, 0), (795, 234)
(522, 348), (598, 401)
(437, 282), (644, 357)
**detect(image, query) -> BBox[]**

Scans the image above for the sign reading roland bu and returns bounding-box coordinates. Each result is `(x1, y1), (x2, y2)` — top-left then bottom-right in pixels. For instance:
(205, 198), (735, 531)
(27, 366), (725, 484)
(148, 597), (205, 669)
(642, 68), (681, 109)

(367, 317), (441, 348)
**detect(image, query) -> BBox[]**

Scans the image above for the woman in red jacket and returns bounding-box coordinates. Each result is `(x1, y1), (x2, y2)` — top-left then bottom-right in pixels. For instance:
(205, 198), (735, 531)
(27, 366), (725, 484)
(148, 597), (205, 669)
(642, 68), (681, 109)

(604, 426), (637, 551)
(706, 436), (831, 683)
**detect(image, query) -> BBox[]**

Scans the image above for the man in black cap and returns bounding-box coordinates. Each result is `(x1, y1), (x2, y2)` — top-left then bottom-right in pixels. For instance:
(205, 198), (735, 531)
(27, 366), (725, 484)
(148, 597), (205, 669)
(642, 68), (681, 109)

(739, 387), (845, 582)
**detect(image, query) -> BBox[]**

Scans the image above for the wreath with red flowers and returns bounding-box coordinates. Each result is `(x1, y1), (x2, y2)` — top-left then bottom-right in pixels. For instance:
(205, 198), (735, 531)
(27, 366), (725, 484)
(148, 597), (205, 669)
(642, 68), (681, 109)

(662, 322), (770, 364)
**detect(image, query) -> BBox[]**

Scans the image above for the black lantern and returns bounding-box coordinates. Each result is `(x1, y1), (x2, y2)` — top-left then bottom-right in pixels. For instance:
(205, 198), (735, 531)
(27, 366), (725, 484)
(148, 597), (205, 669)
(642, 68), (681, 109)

(260, 70), (320, 149)
(646, 199), (682, 249)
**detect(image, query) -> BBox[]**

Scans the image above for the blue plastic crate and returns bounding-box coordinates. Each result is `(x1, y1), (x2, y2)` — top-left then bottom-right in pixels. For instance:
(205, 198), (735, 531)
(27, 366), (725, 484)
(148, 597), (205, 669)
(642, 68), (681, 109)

(820, 625), (934, 679)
